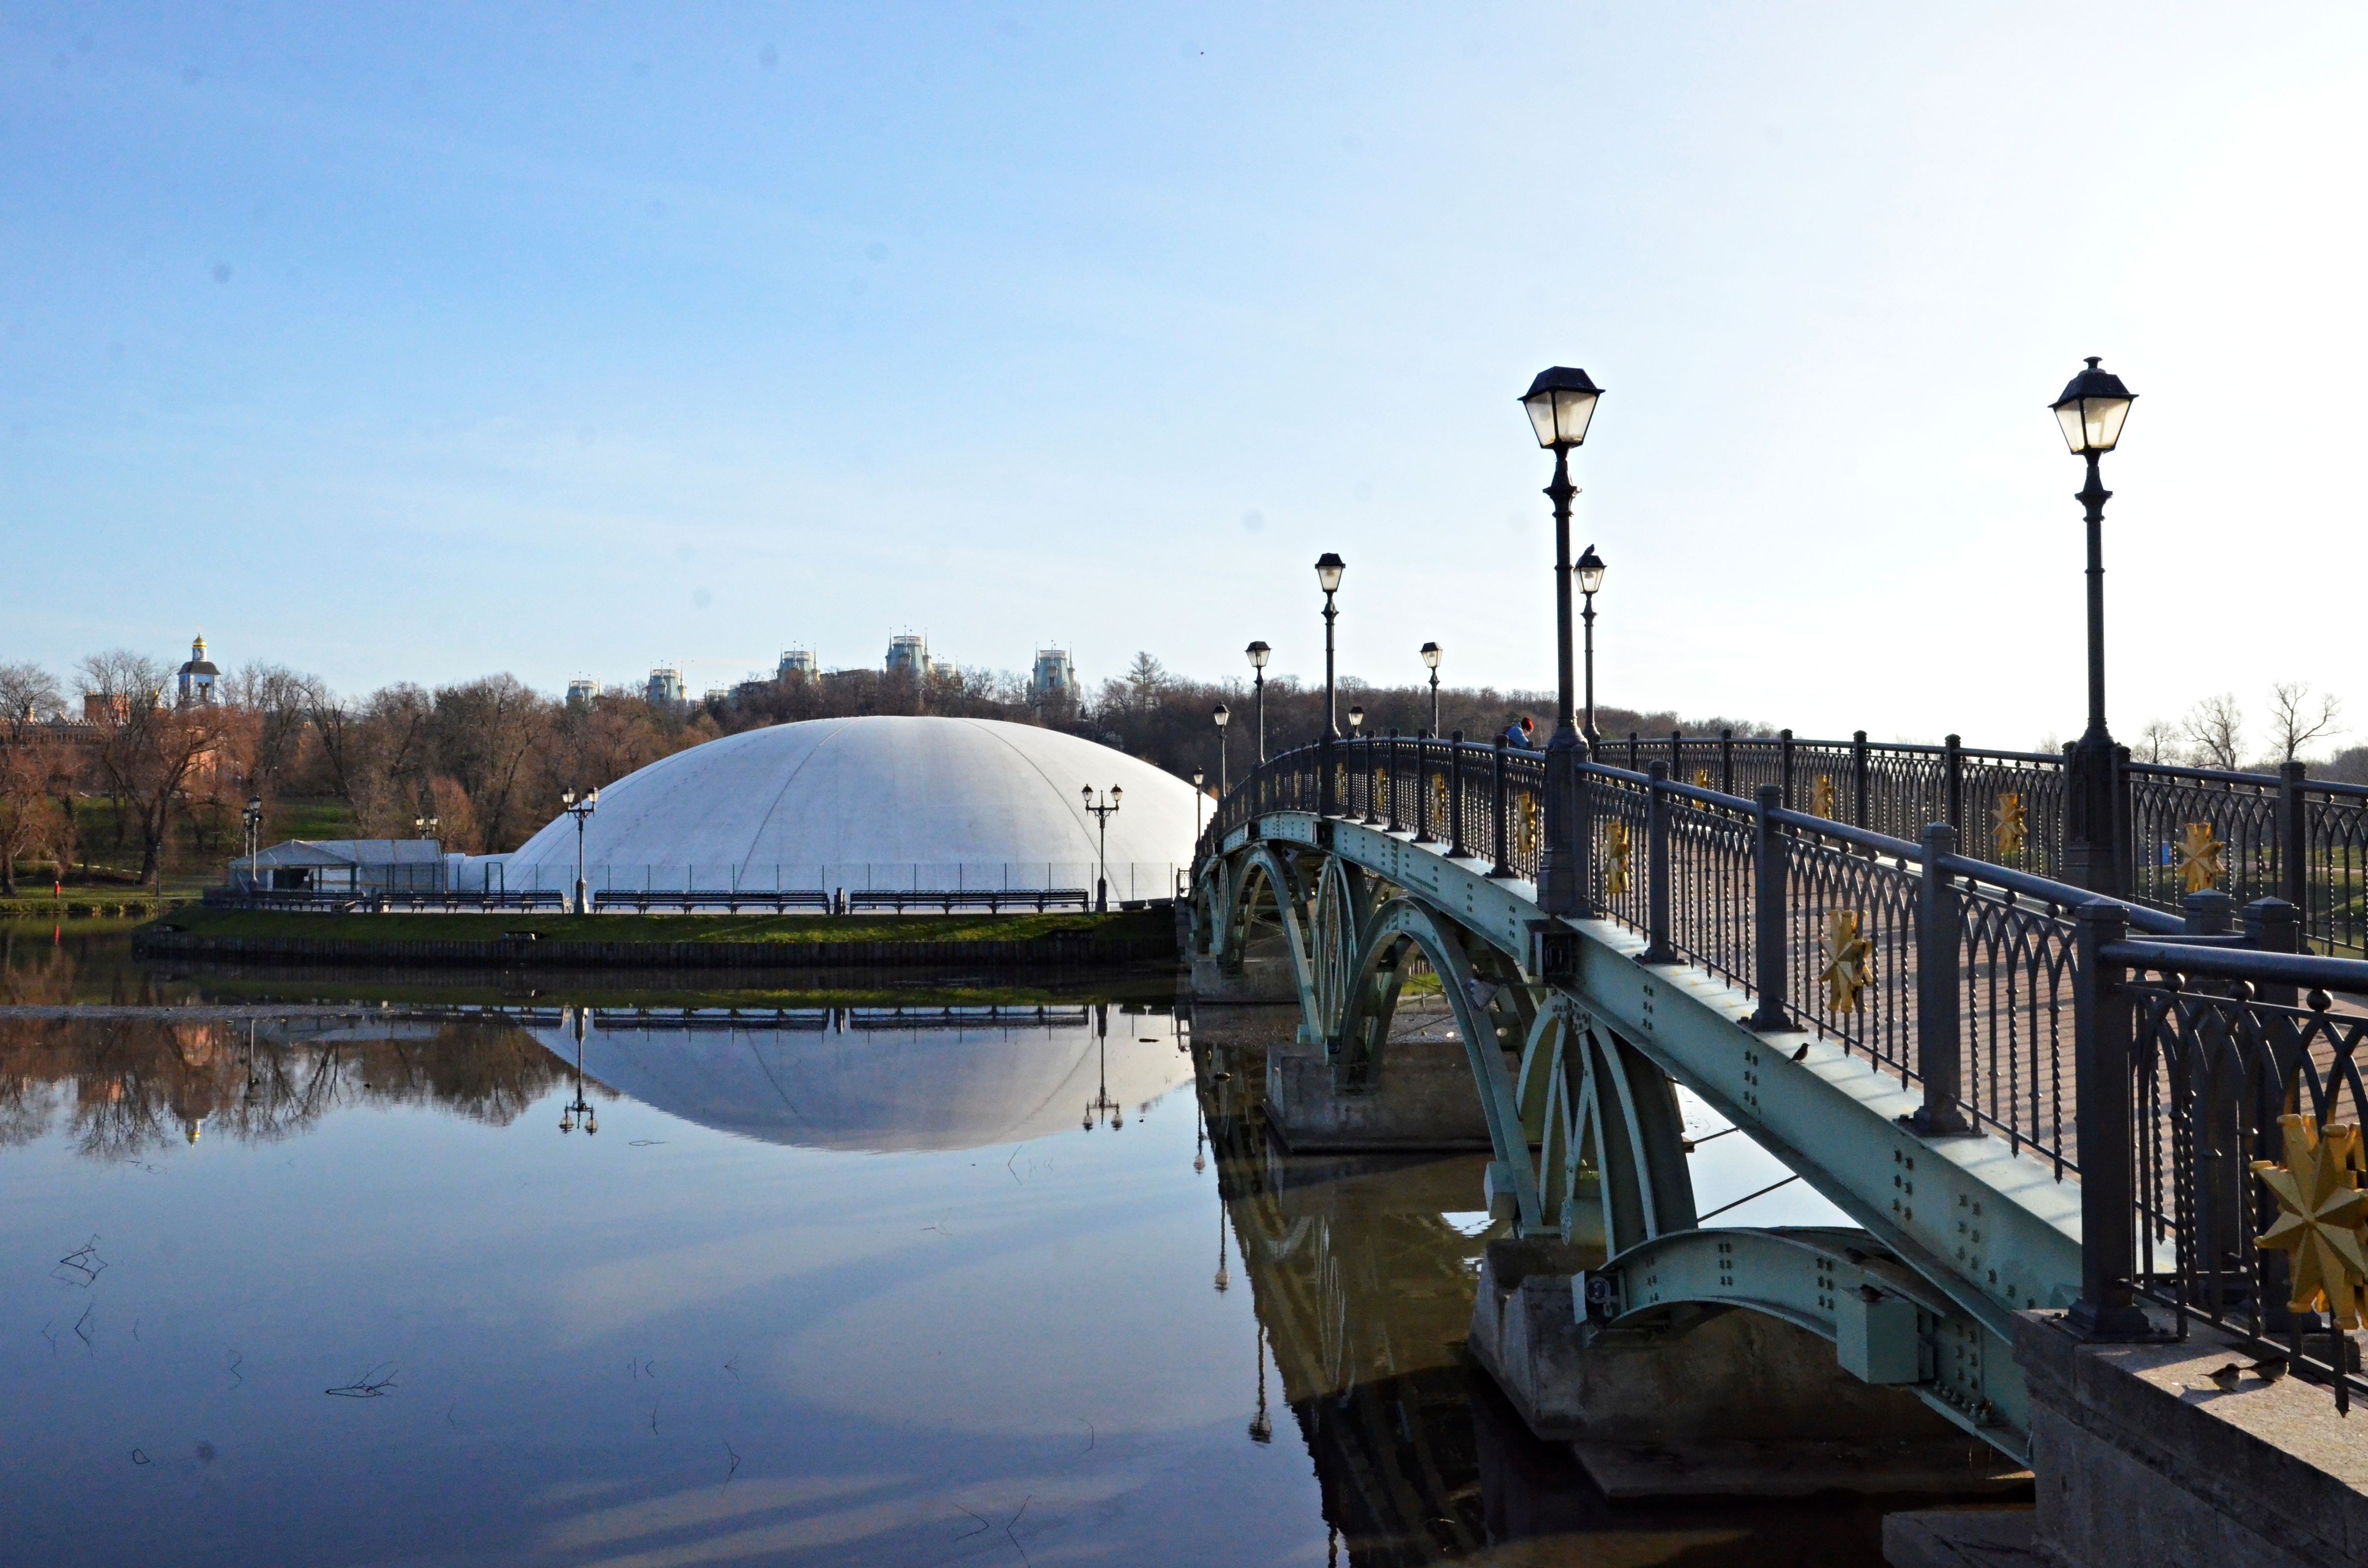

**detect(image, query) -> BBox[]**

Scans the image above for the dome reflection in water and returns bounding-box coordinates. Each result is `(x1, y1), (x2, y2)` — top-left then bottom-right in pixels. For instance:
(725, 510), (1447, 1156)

(0, 980), (1909, 1565)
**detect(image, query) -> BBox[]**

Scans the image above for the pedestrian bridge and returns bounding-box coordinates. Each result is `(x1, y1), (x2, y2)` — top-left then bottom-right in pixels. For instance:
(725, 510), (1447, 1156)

(1189, 731), (2368, 1472)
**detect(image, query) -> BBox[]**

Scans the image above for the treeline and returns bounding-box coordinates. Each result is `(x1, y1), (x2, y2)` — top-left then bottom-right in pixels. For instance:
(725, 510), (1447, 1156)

(0, 647), (1755, 889)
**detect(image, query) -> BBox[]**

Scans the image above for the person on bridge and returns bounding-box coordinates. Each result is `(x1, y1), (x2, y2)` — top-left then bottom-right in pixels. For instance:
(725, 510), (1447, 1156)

(1504, 715), (1537, 750)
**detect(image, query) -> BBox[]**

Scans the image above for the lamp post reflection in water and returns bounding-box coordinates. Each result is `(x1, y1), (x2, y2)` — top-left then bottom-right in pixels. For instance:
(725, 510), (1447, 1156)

(1248, 1321), (1272, 1444)
(1082, 1004), (1122, 1131)
(558, 1008), (598, 1135)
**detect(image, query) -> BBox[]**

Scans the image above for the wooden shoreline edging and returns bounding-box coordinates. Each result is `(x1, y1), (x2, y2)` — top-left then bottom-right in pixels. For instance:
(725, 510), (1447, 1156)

(132, 930), (1178, 970)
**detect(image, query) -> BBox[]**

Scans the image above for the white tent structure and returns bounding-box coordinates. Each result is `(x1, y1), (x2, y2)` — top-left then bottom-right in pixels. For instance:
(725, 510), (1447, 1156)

(481, 715), (1203, 899)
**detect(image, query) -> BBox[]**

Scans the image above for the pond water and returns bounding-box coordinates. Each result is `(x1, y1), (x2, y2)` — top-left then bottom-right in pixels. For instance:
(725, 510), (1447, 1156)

(0, 933), (1904, 1565)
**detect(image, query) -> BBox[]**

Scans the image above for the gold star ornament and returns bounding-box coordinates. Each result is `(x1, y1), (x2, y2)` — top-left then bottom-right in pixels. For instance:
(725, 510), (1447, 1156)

(1517, 791), (1539, 860)
(1993, 792), (2027, 859)
(1693, 768), (1712, 790)
(1819, 909), (1872, 1013)
(2176, 821), (2225, 895)
(1605, 821), (1632, 900)
(2254, 1115), (2368, 1328)
(1812, 775), (1837, 821)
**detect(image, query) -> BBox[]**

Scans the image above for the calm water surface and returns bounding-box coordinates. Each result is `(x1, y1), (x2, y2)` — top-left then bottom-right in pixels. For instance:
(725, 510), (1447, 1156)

(0, 934), (1901, 1565)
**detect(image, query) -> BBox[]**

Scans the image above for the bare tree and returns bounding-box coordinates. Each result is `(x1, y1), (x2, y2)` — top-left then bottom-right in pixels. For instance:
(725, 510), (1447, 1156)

(75, 651), (255, 887)
(2135, 719), (2178, 764)
(2266, 681), (2342, 766)
(0, 662), (63, 742)
(2180, 693), (2245, 770)
(0, 736), (70, 895)
(426, 676), (551, 851)
(224, 663), (321, 794)
(307, 684), (360, 803)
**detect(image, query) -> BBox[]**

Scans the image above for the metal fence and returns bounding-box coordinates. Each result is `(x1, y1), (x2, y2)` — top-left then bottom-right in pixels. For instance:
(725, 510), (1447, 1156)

(1200, 735), (2368, 1404)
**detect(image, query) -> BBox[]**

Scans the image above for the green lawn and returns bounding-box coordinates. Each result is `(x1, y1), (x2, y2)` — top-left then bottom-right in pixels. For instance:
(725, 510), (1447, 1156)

(152, 906), (1175, 946)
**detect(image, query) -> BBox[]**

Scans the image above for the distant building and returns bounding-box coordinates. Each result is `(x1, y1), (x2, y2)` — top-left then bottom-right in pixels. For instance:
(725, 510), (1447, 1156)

(884, 634), (931, 680)
(779, 648), (817, 679)
(176, 635), (220, 706)
(700, 687), (730, 707)
(83, 693), (132, 724)
(232, 837), (446, 894)
(646, 666), (686, 708)
(566, 678), (600, 708)
(1031, 647), (1075, 707)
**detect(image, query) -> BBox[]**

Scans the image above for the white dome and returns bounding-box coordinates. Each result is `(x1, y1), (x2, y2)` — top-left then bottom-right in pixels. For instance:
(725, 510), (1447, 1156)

(496, 716), (1199, 897)
(530, 1008), (1192, 1152)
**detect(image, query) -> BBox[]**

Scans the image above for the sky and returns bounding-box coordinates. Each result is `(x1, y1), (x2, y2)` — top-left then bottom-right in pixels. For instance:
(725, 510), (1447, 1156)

(4, 3), (2364, 752)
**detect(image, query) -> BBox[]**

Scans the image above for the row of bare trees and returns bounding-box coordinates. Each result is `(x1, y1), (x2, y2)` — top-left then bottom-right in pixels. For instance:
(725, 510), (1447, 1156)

(2130, 681), (2356, 777)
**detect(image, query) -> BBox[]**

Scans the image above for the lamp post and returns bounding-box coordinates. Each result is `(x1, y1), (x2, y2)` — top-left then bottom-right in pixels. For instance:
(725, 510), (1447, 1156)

(2050, 356), (2137, 896)
(560, 786), (600, 915)
(1420, 642), (1442, 737)
(243, 795), (263, 894)
(1245, 641), (1270, 763)
(1082, 784), (1121, 911)
(1520, 367), (1603, 916)
(1083, 1004), (1122, 1131)
(1214, 702), (1231, 797)
(1575, 545), (1606, 750)
(1315, 553), (1344, 815)
(1192, 770), (1205, 839)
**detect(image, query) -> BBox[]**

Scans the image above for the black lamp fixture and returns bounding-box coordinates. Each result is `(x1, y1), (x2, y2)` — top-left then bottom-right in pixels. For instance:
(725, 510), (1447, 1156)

(1575, 543), (1606, 747)
(1314, 553), (1345, 814)
(1518, 366), (1603, 916)
(1245, 641), (1270, 763)
(2050, 355), (2137, 902)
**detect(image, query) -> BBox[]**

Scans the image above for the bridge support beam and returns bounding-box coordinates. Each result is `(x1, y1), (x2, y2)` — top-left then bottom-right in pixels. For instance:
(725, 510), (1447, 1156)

(1262, 1018), (1491, 1151)
(1470, 1236), (2027, 1499)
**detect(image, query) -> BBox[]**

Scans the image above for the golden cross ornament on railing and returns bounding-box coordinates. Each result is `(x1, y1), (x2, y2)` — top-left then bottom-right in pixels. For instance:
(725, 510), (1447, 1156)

(1517, 792), (1538, 860)
(1693, 768), (1711, 789)
(1819, 909), (1872, 1013)
(1431, 773), (1450, 826)
(2176, 821), (2226, 895)
(1605, 820), (1632, 900)
(1812, 775), (1837, 820)
(1993, 792), (2027, 859)
(2253, 1114), (2368, 1329)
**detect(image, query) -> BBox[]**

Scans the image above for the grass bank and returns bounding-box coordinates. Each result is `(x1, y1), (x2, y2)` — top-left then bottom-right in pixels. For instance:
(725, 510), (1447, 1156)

(135, 906), (1179, 972)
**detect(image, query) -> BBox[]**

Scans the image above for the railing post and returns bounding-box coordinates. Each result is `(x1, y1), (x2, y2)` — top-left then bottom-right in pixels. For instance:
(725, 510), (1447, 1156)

(1670, 729), (1683, 776)
(1643, 760), (1674, 961)
(1448, 732), (1468, 860)
(2279, 760), (2308, 919)
(1779, 728), (1796, 810)
(1627, 732), (1639, 771)
(1910, 823), (1972, 1135)
(1575, 761), (1596, 918)
(1749, 785), (1789, 1029)
(1851, 729), (1871, 831)
(1413, 736), (1434, 845)
(1386, 730), (1402, 832)
(1943, 733), (1963, 833)
(1363, 738), (1381, 825)
(1720, 727), (1734, 795)
(2244, 896), (2304, 1332)
(2069, 899), (2153, 1340)
(1488, 736), (1513, 879)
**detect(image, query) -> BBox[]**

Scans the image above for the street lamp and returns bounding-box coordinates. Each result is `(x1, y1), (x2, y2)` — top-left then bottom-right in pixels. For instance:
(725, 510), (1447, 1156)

(1213, 701), (1231, 797)
(1575, 544), (1606, 749)
(560, 786), (600, 915)
(1519, 366), (1603, 916)
(243, 795), (264, 895)
(1245, 641), (1270, 763)
(2052, 355), (2137, 896)
(1315, 553), (1345, 815)
(1192, 770), (1206, 839)
(1082, 784), (1121, 911)
(1420, 642), (1442, 737)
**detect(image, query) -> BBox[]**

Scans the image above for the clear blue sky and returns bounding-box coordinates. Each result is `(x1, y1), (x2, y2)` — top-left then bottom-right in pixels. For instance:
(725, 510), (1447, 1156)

(6, 4), (2363, 751)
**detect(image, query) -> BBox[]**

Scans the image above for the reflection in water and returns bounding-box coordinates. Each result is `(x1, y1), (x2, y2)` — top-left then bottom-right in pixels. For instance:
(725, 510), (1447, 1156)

(1199, 1008), (1922, 1566)
(0, 1011), (567, 1158)
(525, 1002), (1192, 1152)
(2, 977), (1930, 1565)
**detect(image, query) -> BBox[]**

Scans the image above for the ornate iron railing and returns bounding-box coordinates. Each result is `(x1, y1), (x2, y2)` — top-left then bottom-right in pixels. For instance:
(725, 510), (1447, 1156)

(1198, 734), (2368, 1403)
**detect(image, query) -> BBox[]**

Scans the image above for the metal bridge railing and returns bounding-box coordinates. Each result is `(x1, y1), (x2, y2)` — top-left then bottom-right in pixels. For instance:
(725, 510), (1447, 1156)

(1199, 735), (2368, 1405)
